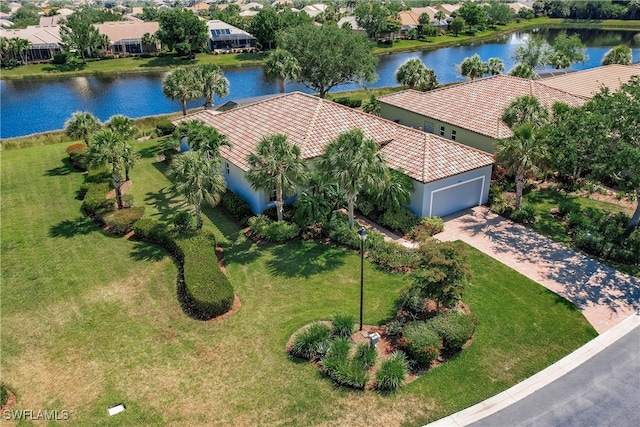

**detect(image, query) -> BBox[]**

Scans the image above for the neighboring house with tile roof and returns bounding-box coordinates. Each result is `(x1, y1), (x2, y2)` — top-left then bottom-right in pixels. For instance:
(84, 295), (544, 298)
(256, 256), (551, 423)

(378, 75), (588, 153)
(173, 92), (494, 218)
(537, 64), (640, 98)
(95, 21), (160, 54)
(0, 24), (62, 60)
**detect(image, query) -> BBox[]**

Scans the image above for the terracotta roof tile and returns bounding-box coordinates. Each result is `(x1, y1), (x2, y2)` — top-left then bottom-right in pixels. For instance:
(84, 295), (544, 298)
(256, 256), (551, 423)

(173, 92), (493, 183)
(538, 64), (640, 98)
(378, 75), (588, 139)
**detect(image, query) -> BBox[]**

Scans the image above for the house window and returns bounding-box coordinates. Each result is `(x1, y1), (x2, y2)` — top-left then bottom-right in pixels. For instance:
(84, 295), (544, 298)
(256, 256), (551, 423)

(225, 162), (230, 174)
(423, 121), (435, 134)
(451, 130), (457, 141)
(439, 126), (445, 137)
(269, 188), (277, 202)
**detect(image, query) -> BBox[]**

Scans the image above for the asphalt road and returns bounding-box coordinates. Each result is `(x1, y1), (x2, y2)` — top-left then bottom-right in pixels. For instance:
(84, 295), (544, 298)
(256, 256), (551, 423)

(469, 325), (640, 427)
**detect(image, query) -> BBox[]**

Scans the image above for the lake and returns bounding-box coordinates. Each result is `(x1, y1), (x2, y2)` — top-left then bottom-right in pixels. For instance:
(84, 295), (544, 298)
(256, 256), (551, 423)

(1, 28), (639, 139)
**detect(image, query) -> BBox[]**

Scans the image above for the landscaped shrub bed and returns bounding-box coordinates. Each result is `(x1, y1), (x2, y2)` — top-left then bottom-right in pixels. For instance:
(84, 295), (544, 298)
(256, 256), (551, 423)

(104, 206), (145, 235)
(402, 321), (441, 368)
(426, 310), (476, 353)
(220, 190), (253, 226)
(81, 182), (114, 218)
(65, 143), (87, 170)
(289, 322), (331, 360)
(409, 216), (445, 242)
(375, 351), (409, 391)
(248, 215), (300, 242)
(378, 206), (420, 235)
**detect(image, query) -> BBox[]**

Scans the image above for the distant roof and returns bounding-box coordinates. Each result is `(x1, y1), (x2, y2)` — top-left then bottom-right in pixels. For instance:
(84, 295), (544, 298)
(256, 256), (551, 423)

(301, 4), (327, 17)
(399, 11), (420, 27)
(379, 75), (588, 140)
(337, 15), (363, 31)
(241, 2), (264, 11)
(206, 19), (255, 39)
(215, 94), (282, 111)
(39, 15), (64, 26)
(535, 68), (579, 79)
(0, 25), (62, 45)
(410, 6), (439, 19)
(95, 21), (159, 43)
(436, 3), (461, 14)
(173, 92), (493, 183)
(537, 64), (640, 98)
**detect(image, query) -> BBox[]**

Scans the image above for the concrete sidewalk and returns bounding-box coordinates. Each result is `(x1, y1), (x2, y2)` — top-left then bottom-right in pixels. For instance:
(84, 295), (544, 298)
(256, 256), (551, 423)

(426, 312), (640, 427)
(435, 207), (639, 333)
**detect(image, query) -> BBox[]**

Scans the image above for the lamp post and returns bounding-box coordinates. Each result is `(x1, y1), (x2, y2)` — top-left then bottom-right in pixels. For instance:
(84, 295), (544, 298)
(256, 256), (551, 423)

(358, 228), (368, 331)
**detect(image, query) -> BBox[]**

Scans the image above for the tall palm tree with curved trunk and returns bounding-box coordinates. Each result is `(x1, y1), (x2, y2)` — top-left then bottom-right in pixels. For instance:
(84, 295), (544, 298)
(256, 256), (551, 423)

(495, 123), (548, 210)
(458, 54), (489, 80)
(65, 112), (102, 145)
(502, 95), (549, 129)
(318, 129), (390, 226)
(263, 49), (301, 94)
(395, 58), (438, 91)
(162, 67), (201, 116)
(245, 134), (308, 222)
(86, 129), (136, 209)
(196, 63), (229, 109)
(175, 119), (230, 161)
(168, 152), (227, 229)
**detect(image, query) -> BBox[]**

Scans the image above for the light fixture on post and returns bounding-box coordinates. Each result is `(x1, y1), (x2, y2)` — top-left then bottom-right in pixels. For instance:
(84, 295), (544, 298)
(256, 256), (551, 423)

(357, 228), (368, 332)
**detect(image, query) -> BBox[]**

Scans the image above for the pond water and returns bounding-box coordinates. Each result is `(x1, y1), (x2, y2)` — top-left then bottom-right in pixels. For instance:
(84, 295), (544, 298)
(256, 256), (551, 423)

(1, 28), (639, 139)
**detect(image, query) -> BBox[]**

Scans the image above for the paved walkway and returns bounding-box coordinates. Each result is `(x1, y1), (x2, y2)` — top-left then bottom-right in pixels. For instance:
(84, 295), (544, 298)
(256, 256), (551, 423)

(435, 206), (639, 333)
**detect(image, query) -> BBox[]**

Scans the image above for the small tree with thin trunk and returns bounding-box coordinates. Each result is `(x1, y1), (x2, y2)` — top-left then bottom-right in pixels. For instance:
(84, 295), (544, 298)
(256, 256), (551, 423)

(246, 134), (307, 222)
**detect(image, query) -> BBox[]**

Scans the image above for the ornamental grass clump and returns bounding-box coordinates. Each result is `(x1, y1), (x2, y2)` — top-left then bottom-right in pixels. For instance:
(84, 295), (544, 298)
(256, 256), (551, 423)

(353, 342), (377, 370)
(290, 323), (331, 360)
(331, 313), (355, 339)
(375, 351), (409, 391)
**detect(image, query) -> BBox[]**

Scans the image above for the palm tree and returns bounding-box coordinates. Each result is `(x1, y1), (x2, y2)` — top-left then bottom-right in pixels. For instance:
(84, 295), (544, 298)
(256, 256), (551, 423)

(175, 120), (230, 161)
(65, 112), (102, 145)
(86, 129), (135, 209)
(458, 54), (489, 80)
(434, 10), (446, 21)
(318, 129), (390, 226)
(262, 49), (301, 94)
(362, 94), (381, 116)
(121, 143), (139, 182)
(374, 169), (413, 211)
(395, 58), (438, 91)
(168, 152), (227, 229)
(162, 67), (201, 116)
(508, 63), (537, 79)
(196, 63), (229, 109)
(487, 57), (504, 75)
(602, 45), (632, 66)
(501, 95), (549, 129)
(106, 114), (138, 141)
(495, 123), (547, 210)
(245, 134), (307, 222)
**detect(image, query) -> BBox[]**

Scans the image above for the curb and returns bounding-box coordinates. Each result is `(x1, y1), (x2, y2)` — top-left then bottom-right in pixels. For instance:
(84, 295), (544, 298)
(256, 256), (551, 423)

(425, 312), (640, 427)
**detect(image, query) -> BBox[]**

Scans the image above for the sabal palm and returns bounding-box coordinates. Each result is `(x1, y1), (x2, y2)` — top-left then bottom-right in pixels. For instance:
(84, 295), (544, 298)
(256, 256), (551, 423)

(86, 129), (133, 209)
(106, 114), (138, 141)
(459, 54), (489, 80)
(487, 57), (504, 75)
(395, 58), (438, 91)
(495, 123), (547, 210)
(318, 129), (390, 226)
(197, 64), (229, 109)
(263, 49), (301, 94)
(162, 67), (201, 116)
(246, 134), (307, 222)
(501, 95), (549, 129)
(168, 152), (227, 229)
(175, 120), (230, 161)
(434, 10), (446, 21)
(65, 111), (101, 145)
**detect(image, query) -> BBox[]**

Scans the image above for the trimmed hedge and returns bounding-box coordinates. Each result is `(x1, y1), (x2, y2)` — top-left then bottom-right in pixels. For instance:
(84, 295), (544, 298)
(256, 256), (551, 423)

(81, 182), (114, 218)
(104, 207), (145, 235)
(426, 311), (476, 353)
(332, 97), (362, 108)
(402, 321), (441, 367)
(132, 219), (234, 320)
(65, 143), (87, 170)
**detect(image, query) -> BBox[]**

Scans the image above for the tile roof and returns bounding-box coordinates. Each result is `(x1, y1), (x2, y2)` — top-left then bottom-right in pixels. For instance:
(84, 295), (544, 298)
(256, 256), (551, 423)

(538, 64), (640, 98)
(173, 92), (493, 184)
(95, 21), (159, 43)
(0, 25), (62, 45)
(379, 75), (588, 140)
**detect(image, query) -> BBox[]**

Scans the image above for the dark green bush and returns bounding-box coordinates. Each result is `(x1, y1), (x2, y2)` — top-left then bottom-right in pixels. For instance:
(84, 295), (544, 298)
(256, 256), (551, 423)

(177, 233), (234, 320)
(558, 199), (581, 216)
(510, 204), (536, 224)
(366, 240), (419, 272)
(0, 382), (8, 406)
(379, 206), (420, 234)
(220, 190), (253, 226)
(331, 313), (355, 339)
(402, 321), (440, 367)
(321, 347), (370, 390)
(81, 182), (114, 218)
(385, 319), (403, 338)
(375, 350), (408, 391)
(326, 211), (384, 250)
(356, 198), (375, 216)
(85, 167), (112, 184)
(332, 97), (362, 108)
(52, 52), (68, 64)
(409, 216), (444, 242)
(426, 311), (475, 353)
(248, 215), (300, 242)
(172, 211), (193, 232)
(290, 323), (332, 360)
(132, 218), (175, 251)
(104, 207), (145, 235)
(156, 119), (176, 136)
(353, 342), (377, 370)
(398, 285), (427, 317)
(262, 205), (295, 222)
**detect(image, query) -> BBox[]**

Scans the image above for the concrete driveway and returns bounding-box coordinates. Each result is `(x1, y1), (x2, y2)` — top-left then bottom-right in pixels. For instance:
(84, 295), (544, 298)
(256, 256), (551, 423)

(435, 207), (640, 333)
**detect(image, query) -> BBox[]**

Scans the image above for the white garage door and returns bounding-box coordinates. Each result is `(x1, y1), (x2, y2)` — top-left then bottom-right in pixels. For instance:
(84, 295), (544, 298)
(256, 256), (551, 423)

(430, 177), (485, 218)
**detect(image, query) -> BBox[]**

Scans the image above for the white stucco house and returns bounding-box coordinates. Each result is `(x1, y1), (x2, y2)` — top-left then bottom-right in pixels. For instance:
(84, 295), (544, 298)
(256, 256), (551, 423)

(173, 92), (493, 219)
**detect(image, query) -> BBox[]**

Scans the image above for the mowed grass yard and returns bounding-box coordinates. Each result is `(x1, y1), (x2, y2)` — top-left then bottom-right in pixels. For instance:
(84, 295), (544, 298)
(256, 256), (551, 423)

(1, 141), (597, 426)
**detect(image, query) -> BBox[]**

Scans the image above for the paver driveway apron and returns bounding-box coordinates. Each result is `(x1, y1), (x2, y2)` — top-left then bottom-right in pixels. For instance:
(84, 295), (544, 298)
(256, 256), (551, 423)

(435, 207), (639, 333)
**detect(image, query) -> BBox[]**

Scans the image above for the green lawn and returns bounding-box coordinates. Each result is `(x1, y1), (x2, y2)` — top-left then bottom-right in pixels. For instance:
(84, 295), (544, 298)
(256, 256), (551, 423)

(0, 141), (597, 426)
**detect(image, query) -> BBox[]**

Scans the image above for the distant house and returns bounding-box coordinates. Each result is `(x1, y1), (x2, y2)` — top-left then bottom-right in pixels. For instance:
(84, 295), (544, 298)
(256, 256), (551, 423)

(436, 3), (461, 16)
(0, 25), (62, 61)
(207, 20), (257, 50)
(39, 15), (64, 26)
(241, 2), (264, 12)
(537, 64), (640, 98)
(336, 15), (366, 36)
(398, 11), (420, 36)
(173, 92), (494, 218)
(95, 21), (160, 54)
(378, 75), (588, 153)
(301, 3), (327, 18)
